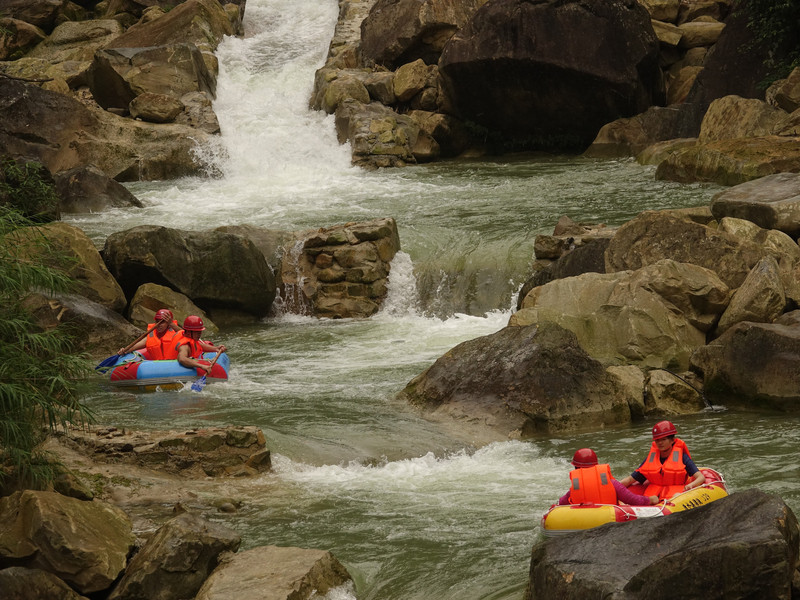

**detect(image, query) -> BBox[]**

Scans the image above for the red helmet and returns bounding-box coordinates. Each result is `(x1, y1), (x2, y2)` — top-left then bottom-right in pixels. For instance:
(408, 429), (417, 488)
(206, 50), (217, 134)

(571, 448), (598, 468)
(183, 315), (205, 332)
(155, 309), (173, 322)
(652, 420), (677, 440)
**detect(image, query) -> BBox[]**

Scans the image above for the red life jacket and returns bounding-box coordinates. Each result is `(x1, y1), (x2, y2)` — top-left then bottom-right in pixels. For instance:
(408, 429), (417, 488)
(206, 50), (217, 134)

(173, 332), (204, 359)
(568, 463), (618, 505)
(144, 324), (178, 360)
(639, 438), (691, 499)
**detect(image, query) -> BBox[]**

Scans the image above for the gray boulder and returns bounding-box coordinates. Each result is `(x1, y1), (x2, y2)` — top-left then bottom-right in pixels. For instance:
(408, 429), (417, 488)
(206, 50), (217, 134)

(102, 225), (277, 318)
(1, 0), (65, 33)
(526, 489), (799, 599)
(396, 322), (640, 440)
(108, 512), (241, 600)
(54, 164), (143, 213)
(438, 0), (663, 151)
(690, 319), (800, 410)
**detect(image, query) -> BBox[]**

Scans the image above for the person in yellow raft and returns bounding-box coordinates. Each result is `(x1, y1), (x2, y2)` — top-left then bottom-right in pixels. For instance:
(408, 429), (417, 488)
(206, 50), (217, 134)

(174, 315), (226, 375)
(558, 448), (659, 506)
(118, 308), (181, 359)
(619, 420), (706, 500)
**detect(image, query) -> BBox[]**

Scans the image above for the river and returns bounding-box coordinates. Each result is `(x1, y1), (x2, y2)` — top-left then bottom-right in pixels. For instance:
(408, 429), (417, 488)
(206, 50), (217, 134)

(64, 1), (800, 598)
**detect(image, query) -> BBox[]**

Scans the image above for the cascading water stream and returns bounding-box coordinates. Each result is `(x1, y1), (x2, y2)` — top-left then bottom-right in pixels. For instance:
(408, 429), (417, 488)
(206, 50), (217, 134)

(67, 1), (800, 598)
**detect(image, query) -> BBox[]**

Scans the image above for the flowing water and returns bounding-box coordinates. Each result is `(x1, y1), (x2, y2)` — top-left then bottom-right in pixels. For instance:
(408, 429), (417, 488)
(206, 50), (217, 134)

(65, 1), (800, 598)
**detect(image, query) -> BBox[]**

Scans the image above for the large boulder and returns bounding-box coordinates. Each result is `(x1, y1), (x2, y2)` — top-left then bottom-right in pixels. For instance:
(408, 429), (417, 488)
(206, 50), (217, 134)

(0, 567), (89, 600)
(102, 225), (276, 318)
(360, 0), (487, 68)
(584, 106), (687, 158)
(698, 95), (786, 143)
(526, 490), (799, 599)
(512, 259), (730, 369)
(10, 221), (127, 313)
(88, 44), (216, 111)
(438, 0), (663, 151)
(54, 164), (143, 213)
(396, 322), (640, 440)
(108, 512), (241, 600)
(0, 491), (135, 595)
(195, 546), (352, 600)
(604, 210), (768, 289)
(0, 78), (210, 181)
(277, 217), (401, 318)
(715, 255), (787, 335)
(26, 19), (124, 63)
(1, 0), (65, 33)
(126, 282), (218, 333)
(710, 172), (800, 237)
(0, 18), (48, 60)
(690, 317), (800, 410)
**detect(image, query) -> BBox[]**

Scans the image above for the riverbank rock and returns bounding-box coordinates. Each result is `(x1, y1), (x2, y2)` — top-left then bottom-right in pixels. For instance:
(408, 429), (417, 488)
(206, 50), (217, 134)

(397, 322), (639, 439)
(278, 217), (401, 318)
(195, 546), (353, 600)
(0, 490), (135, 595)
(438, 0), (663, 151)
(108, 512), (240, 600)
(102, 225), (276, 319)
(60, 425), (272, 478)
(525, 489), (799, 599)
(690, 317), (800, 411)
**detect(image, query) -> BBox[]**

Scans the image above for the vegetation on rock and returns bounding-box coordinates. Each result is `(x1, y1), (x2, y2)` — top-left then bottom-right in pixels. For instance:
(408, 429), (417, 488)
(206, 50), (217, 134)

(0, 203), (91, 492)
(738, 0), (800, 81)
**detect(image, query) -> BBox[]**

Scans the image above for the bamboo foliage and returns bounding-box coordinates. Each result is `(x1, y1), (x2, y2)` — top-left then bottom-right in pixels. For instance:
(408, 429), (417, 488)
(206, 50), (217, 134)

(0, 204), (92, 490)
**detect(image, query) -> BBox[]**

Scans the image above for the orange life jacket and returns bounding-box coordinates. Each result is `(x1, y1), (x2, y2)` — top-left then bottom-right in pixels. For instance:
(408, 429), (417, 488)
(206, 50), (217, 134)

(568, 463), (618, 505)
(638, 438), (691, 499)
(144, 324), (178, 360)
(173, 332), (204, 359)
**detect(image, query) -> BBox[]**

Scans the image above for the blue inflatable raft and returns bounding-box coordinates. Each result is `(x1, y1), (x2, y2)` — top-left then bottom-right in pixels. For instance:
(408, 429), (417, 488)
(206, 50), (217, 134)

(106, 351), (230, 392)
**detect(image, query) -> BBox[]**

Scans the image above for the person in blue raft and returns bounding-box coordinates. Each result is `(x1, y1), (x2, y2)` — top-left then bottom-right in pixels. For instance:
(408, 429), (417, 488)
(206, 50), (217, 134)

(618, 420), (706, 500)
(559, 448), (659, 506)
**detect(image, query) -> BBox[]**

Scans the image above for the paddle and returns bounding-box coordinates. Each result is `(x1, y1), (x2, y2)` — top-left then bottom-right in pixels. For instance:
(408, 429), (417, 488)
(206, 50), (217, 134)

(190, 348), (223, 392)
(95, 315), (170, 371)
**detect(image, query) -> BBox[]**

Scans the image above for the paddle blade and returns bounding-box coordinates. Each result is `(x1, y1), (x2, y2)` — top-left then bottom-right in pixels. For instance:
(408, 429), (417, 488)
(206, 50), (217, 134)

(190, 375), (207, 392)
(95, 354), (120, 371)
